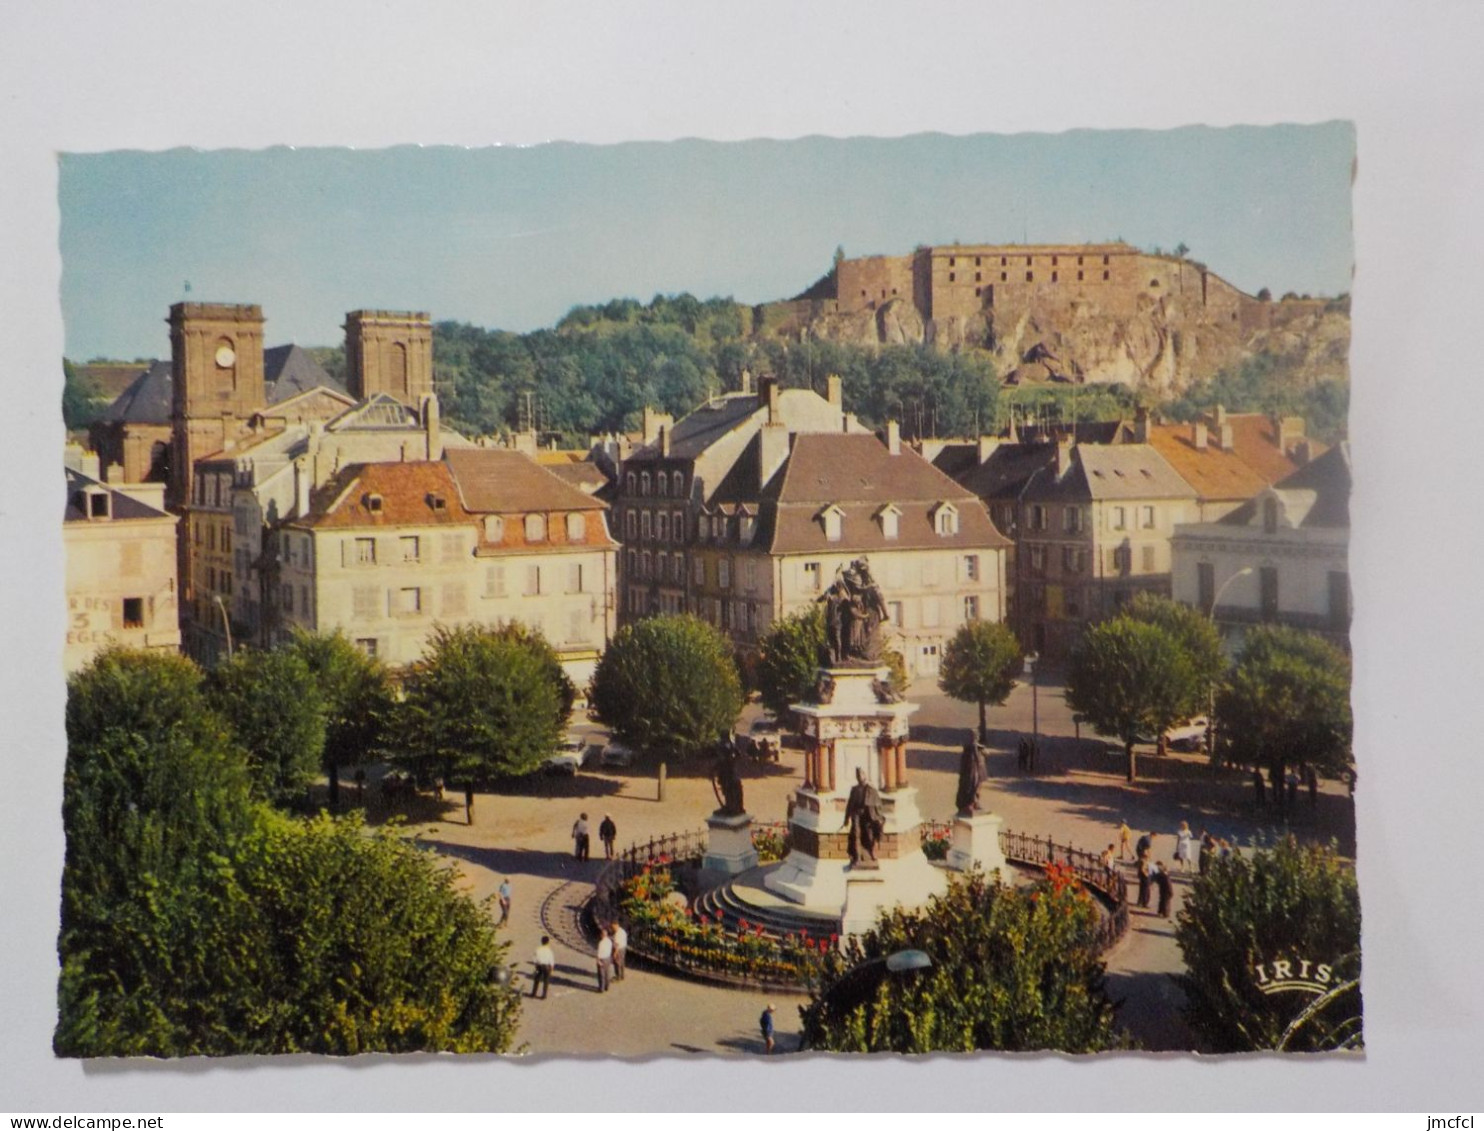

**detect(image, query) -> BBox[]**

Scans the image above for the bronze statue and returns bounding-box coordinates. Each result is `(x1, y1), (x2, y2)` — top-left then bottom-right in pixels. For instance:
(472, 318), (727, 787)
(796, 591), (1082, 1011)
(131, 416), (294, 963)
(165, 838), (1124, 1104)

(818, 558), (890, 667)
(711, 732), (745, 817)
(955, 739), (987, 816)
(842, 767), (885, 866)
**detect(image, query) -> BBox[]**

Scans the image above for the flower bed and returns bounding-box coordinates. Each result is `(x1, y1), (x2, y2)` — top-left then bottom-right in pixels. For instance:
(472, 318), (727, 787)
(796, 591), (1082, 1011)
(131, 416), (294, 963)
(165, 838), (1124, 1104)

(619, 861), (824, 987)
(751, 823), (789, 863)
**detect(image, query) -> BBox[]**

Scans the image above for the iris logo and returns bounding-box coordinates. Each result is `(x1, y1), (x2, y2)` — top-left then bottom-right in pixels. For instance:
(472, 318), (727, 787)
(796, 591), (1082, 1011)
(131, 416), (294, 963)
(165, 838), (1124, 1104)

(1252, 957), (1334, 996)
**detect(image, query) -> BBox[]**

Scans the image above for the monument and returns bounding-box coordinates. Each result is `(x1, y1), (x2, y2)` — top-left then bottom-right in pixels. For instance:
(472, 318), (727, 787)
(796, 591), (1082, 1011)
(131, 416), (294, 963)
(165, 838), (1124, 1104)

(703, 732), (758, 874)
(946, 738), (1007, 875)
(764, 559), (948, 933)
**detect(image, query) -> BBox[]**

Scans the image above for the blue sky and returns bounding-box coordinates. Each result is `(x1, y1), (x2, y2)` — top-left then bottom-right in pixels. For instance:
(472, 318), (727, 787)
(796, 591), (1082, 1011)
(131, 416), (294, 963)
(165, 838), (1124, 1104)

(60, 123), (1354, 361)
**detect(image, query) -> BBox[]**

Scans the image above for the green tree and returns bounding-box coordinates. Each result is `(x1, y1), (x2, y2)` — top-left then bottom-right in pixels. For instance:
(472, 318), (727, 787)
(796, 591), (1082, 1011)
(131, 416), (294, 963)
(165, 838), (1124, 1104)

(1125, 592), (1225, 743)
(590, 614), (744, 759)
(207, 647), (326, 807)
(1176, 837), (1361, 1051)
(397, 623), (567, 785)
(283, 629), (397, 807)
(62, 359), (104, 431)
(799, 869), (1118, 1053)
(755, 606), (826, 721)
(938, 620), (1022, 742)
(1065, 617), (1200, 782)
(1215, 625), (1352, 785)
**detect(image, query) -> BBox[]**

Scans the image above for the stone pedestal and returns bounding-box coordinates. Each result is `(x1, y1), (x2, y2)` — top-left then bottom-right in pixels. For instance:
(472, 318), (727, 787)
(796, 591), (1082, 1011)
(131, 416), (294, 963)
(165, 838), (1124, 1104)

(841, 872), (889, 938)
(946, 811), (1007, 876)
(703, 812), (758, 875)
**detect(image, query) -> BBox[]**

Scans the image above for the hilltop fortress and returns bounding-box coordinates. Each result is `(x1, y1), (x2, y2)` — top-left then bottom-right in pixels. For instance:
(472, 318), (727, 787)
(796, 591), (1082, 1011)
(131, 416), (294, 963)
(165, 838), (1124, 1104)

(763, 242), (1349, 393)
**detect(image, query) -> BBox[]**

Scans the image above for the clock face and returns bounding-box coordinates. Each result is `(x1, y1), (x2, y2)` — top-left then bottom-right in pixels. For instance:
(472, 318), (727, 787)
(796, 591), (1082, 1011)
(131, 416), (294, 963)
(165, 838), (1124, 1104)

(215, 344), (236, 369)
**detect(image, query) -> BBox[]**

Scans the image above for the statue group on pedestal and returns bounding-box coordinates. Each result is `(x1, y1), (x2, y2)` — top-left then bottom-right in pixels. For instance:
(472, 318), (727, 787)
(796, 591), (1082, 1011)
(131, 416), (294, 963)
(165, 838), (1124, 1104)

(817, 559), (889, 667)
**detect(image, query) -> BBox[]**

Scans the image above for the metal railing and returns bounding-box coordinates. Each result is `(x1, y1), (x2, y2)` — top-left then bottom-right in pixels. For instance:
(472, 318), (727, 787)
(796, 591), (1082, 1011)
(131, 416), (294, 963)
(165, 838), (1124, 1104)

(998, 828), (1130, 951)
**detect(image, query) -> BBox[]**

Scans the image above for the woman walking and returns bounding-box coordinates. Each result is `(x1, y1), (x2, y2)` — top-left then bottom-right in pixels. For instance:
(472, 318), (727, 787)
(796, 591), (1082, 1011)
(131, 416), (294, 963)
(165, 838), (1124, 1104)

(1174, 821), (1194, 873)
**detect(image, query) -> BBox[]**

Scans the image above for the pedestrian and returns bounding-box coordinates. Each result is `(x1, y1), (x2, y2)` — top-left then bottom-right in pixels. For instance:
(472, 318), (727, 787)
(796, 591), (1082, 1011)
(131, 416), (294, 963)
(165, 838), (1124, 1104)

(572, 812), (591, 861)
(531, 935), (555, 999)
(497, 877), (512, 926)
(1154, 861), (1174, 918)
(1306, 764), (1319, 807)
(611, 920), (627, 981)
(1218, 838), (1233, 860)
(1252, 766), (1266, 807)
(760, 1003), (776, 1053)
(595, 925), (613, 992)
(1099, 843), (1115, 875)
(464, 782), (475, 825)
(1135, 830), (1154, 862)
(599, 813), (618, 859)
(1199, 830), (1217, 875)
(1286, 770), (1299, 810)
(1174, 821), (1194, 873)
(1118, 820), (1132, 861)
(1136, 856), (1151, 908)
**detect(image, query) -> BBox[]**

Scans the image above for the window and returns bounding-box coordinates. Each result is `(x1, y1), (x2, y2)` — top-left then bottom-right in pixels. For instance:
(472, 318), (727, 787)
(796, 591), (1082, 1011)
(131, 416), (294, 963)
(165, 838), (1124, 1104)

(627, 549), (638, 578)
(888, 601), (903, 628)
(922, 559), (939, 586)
(804, 561), (821, 591)
(641, 551), (652, 579)
(878, 505), (900, 539)
(640, 472), (651, 496)
(625, 473), (636, 495)
(935, 504), (959, 536)
(355, 537), (376, 565)
(1062, 546), (1084, 573)
(1141, 545), (1156, 572)
(568, 562), (584, 593)
(1051, 271), (1058, 283)
(525, 513), (547, 542)
(353, 586), (378, 619)
(740, 515), (756, 543)
(673, 511), (684, 541)
(486, 564), (506, 597)
(1078, 270), (1084, 281)
(568, 608), (588, 644)
(283, 585), (294, 612)
(963, 555), (980, 582)
(657, 512), (669, 541)
(657, 472), (669, 497)
(400, 535), (420, 562)
(88, 492), (110, 519)
(1026, 271), (1034, 283)
(1029, 545), (1045, 573)
(566, 513), (586, 542)
(526, 565), (542, 595)
(1260, 567), (1279, 620)
(964, 595), (980, 621)
(1031, 505), (1047, 531)
(122, 597), (144, 629)
(1063, 507), (1084, 534)
(1141, 505), (1155, 529)
(1111, 506), (1126, 531)
(624, 510), (637, 539)
(718, 559), (731, 589)
(822, 506), (843, 542)
(922, 598), (940, 628)
(207, 526), (216, 551)
(427, 494), (447, 512)
(1197, 562), (1215, 611)
(365, 493), (383, 514)
(698, 515), (709, 540)
(1102, 270), (1110, 281)
(641, 511), (652, 540)
(672, 472), (685, 495)
(745, 559), (758, 590)
(356, 638), (378, 657)
(441, 533), (464, 562)
(694, 557), (706, 586)
(398, 587), (422, 615)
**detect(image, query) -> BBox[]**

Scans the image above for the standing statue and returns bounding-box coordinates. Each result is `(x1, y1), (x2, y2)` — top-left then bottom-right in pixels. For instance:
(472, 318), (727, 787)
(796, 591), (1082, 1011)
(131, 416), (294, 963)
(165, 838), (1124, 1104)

(711, 732), (745, 816)
(842, 767), (885, 866)
(817, 558), (890, 666)
(955, 739), (987, 816)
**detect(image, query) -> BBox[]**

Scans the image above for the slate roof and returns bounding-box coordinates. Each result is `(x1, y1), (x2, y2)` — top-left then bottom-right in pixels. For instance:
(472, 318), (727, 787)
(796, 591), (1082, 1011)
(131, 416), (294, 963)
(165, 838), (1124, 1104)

(100, 346), (344, 426)
(759, 432), (1010, 554)
(1024, 443), (1195, 503)
(264, 345), (344, 403)
(444, 448), (610, 515)
(102, 361), (173, 424)
(78, 362), (156, 402)
(64, 467), (171, 523)
(1219, 442), (1350, 530)
(545, 461), (613, 497)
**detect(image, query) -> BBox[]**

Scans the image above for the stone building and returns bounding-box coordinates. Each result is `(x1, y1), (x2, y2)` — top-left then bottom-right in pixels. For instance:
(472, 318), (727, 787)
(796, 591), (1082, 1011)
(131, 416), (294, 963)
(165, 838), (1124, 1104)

(1171, 442), (1351, 648)
(63, 456), (180, 673)
(276, 448), (617, 680)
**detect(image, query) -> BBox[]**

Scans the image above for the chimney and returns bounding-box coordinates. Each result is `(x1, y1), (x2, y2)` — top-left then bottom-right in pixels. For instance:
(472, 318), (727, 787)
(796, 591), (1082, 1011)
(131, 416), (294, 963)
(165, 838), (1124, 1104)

(767, 379), (781, 424)
(1134, 407), (1151, 443)
(1218, 423), (1234, 450)
(826, 373), (843, 408)
(886, 420), (901, 455)
(1293, 438), (1315, 465)
(641, 406), (672, 445)
(421, 393), (441, 459)
(294, 458), (311, 517)
(1055, 436), (1073, 478)
(1277, 415), (1305, 452)
(739, 368), (754, 396)
(1212, 403), (1227, 427)
(1192, 421), (1208, 451)
(660, 425), (672, 457)
(978, 435), (1000, 464)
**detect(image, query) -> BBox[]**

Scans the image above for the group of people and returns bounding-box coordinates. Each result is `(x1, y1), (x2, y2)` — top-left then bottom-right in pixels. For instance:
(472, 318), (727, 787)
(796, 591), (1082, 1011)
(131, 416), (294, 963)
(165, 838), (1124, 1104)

(1250, 763), (1323, 811)
(527, 921), (629, 999)
(1106, 818), (1244, 920)
(571, 812), (619, 861)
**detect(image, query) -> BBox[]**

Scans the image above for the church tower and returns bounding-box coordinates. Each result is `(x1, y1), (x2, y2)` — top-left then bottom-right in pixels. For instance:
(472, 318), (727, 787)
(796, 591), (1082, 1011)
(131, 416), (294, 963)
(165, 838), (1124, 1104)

(167, 302), (266, 509)
(343, 309), (434, 406)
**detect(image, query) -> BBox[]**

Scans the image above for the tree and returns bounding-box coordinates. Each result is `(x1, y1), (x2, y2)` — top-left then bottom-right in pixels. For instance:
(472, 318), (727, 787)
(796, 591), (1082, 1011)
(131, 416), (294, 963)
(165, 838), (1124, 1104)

(283, 629), (397, 806)
(1124, 592), (1225, 736)
(799, 869), (1118, 1053)
(62, 359), (104, 431)
(1215, 625), (1352, 786)
(938, 620), (1022, 742)
(397, 623), (567, 785)
(590, 614), (744, 759)
(1065, 617), (1200, 782)
(1176, 837), (1361, 1051)
(207, 647), (326, 807)
(755, 606), (826, 721)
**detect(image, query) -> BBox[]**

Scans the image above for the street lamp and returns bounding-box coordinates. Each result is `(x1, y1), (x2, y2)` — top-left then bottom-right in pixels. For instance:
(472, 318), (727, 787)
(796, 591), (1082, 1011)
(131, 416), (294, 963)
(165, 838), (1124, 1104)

(212, 594), (234, 660)
(822, 948), (934, 1017)
(1023, 651), (1040, 770)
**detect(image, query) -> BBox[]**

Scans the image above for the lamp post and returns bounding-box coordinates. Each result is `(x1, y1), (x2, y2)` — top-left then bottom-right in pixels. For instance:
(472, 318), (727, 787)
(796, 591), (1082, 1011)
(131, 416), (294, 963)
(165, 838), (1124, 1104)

(821, 948), (933, 1020)
(212, 594), (234, 660)
(1205, 566), (1252, 754)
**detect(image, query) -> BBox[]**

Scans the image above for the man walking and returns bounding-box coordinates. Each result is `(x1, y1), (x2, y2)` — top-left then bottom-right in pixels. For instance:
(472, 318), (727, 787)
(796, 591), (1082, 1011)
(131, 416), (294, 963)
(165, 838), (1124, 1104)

(1154, 860), (1174, 919)
(611, 920), (628, 981)
(572, 812), (591, 862)
(497, 877), (512, 926)
(531, 935), (555, 999)
(760, 1003), (776, 1053)
(599, 814), (618, 859)
(595, 925), (613, 992)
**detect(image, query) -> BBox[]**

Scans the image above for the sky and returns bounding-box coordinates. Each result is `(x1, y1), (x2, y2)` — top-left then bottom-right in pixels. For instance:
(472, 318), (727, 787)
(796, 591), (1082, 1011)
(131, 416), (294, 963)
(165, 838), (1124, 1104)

(59, 122), (1355, 361)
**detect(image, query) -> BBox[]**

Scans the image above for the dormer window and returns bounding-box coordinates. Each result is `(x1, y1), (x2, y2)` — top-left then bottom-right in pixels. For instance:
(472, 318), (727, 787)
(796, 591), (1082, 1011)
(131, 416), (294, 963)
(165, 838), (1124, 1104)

(484, 515), (505, 541)
(876, 503), (902, 540)
(566, 513), (586, 541)
(427, 493), (447, 511)
(525, 513), (547, 542)
(83, 489), (110, 520)
(933, 502), (960, 536)
(365, 493), (384, 514)
(820, 504), (846, 543)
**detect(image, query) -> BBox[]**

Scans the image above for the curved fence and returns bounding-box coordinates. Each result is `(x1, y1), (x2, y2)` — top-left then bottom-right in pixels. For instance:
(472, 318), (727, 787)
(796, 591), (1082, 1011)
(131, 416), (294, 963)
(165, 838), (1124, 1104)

(996, 827), (1130, 951)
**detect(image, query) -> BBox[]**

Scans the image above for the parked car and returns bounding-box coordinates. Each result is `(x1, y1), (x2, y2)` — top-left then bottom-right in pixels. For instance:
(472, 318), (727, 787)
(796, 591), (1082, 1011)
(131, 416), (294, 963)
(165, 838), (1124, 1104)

(600, 741), (636, 768)
(749, 715), (781, 739)
(1132, 717), (1210, 751)
(542, 736), (590, 775)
